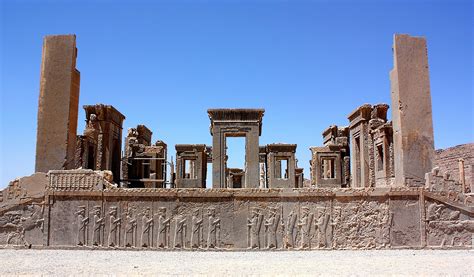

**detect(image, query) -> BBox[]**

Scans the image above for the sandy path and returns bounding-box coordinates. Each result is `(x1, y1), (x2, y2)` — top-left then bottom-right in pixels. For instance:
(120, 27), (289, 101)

(0, 249), (473, 275)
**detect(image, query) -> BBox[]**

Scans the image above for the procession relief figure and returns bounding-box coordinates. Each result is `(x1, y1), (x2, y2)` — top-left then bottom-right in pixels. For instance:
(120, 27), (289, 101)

(297, 206), (313, 249)
(190, 208), (203, 249)
(157, 207), (171, 248)
(347, 205), (360, 248)
(124, 207), (137, 247)
(206, 207), (221, 249)
(330, 207), (342, 249)
(107, 207), (121, 247)
(141, 207), (154, 247)
(174, 214), (187, 249)
(314, 207), (328, 249)
(264, 207), (280, 249)
(92, 206), (105, 246)
(75, 206), (89, 246)
(285, 209), (298, 249)
(247, 208), (263, 249)
(379, 204), (393, 248)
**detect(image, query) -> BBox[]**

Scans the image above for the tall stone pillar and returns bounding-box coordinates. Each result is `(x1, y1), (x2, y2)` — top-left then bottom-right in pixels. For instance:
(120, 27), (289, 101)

(35, 35), (80, 173)
(390, 34), (435, 186)
(245, 126), (261, 188)
(211, 125), (225, 188)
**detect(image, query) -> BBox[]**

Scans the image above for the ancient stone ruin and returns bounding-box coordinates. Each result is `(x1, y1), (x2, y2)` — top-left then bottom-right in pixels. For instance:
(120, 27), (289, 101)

(1, 34), (472, 250)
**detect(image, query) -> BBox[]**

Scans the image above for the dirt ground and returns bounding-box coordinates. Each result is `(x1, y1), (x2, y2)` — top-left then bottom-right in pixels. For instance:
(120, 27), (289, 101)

(0, 249), (473, 275)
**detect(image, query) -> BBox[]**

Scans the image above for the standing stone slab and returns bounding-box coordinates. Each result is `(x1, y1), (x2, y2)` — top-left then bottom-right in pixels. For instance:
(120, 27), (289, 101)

(35, 35), (80, 173)
(390, 34), (435, 186)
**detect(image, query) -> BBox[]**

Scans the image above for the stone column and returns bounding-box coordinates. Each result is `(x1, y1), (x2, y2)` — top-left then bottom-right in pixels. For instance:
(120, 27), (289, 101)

(390, 34), (435, 186)
(212, 126), (225, 188)
(245, 126), (260, 188)
(35, 35), (80, 173)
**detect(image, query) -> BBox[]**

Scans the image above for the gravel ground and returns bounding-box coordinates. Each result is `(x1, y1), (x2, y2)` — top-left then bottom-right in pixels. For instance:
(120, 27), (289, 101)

(0, 249), (473, 275)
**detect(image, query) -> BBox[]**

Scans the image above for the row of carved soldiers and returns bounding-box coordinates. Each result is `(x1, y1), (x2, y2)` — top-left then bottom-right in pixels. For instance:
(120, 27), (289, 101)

(75, 205), (220, 249)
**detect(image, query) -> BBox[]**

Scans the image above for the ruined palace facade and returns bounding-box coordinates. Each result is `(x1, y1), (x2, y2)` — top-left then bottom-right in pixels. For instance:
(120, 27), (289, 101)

(0, 34), (472, 250)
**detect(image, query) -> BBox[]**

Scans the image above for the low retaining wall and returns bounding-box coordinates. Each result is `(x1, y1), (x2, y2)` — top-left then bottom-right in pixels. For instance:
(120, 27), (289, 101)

(37, 188), (471, 250)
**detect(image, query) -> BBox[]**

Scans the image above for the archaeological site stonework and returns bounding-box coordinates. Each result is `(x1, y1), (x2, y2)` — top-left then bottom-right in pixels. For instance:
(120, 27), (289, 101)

(1, 34), (472, 250)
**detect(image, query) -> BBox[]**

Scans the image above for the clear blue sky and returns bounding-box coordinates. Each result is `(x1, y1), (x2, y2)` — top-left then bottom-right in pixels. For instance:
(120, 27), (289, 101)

(1, 0), (472, 188)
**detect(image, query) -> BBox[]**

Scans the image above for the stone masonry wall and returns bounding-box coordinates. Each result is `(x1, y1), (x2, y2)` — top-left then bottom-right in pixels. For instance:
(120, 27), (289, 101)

(435, 143), (473, 188)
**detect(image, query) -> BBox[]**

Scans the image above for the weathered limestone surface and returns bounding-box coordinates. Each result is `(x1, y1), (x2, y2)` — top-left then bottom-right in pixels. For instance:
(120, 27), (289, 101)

(435, 143), (473, 192)
(0, 173), (48, 212)
(35, 35), (80, 173)
(1, 171), (471, 250)
(175, 144), (208, 188)
(390, 34), (435, 186)
(208, 109), (264, 189)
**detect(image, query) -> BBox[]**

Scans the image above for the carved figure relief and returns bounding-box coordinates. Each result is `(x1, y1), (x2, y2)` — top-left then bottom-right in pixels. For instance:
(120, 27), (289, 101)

(314, 207), (329, 249)
(264, 206), (280, 249)
(107, 206), (121, 247)
(376, 203), (393, 248)
(1, 211), (25, 246)
(157, 207), (170, 248)
(141, 207), (154, 247)
(297, 206), (313, 249)
(191, 208), (203, 248)
(329, 206), (341, 249)
(124, 207), (137, 247)
(206, 207), (221, 249)
(75, 206), (89, 246)
(425, 201), (473, 248)
(92, 206), (105, 246)
(284, 209), (298, 249)
(247, 208), (263, 249)
(174, 214), (187, 248)
(0, 204), (44, 247)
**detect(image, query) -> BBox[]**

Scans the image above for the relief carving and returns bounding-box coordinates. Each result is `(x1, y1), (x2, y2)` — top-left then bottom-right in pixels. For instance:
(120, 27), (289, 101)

(425, 201), (473, 248)
(75, 206), (89, 246)
(284, 209), (298, 249)
(141, 207), (153, 247)
(330, 206), (342, 249)
(157, 207), (171, 248)
(92, 206), (105, 246)
(191, 208), (203, 249)
(247, 208), (264, 249)
(297, 206), (313, 249)
(264, 206), (280, 249)
(174, 214), (187, 249)
(107, 206), (121, 247)
(206, 207), (221, 249)
(314, 207), (329, 249)
(124, 207), (137, 247)
(0, 205), (44, 247)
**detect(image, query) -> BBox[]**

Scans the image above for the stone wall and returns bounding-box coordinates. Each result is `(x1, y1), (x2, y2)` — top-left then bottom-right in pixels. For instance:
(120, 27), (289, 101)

(435, 143), (473, 189)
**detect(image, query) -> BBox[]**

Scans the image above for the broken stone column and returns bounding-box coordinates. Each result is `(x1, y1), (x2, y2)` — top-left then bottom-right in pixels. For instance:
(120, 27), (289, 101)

(35, 35), (80, 173)
(390, 34), (435, 186)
